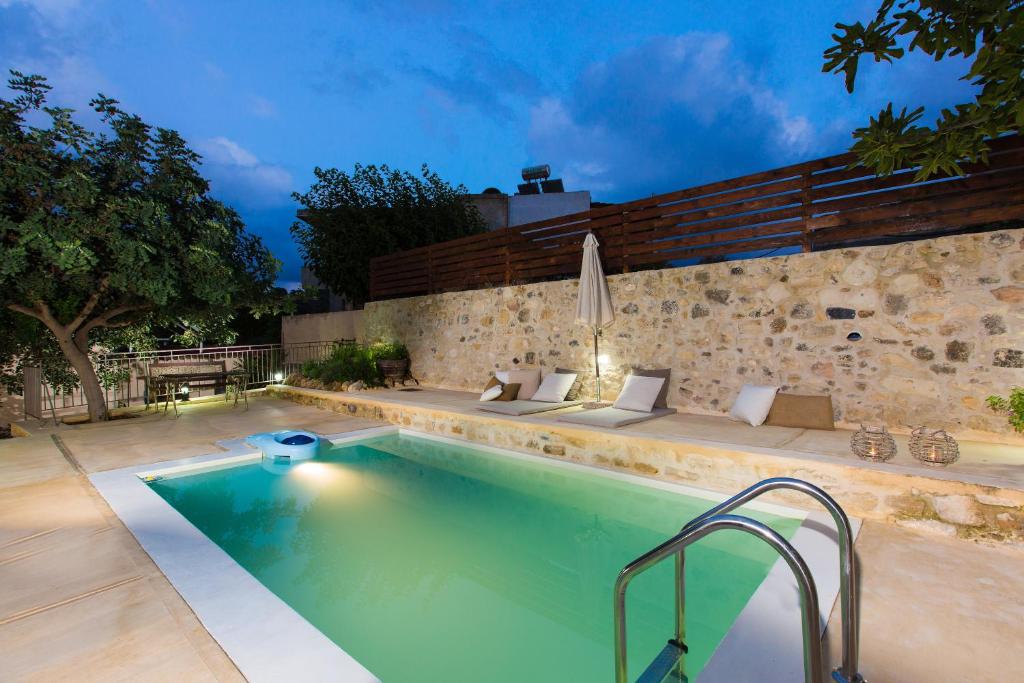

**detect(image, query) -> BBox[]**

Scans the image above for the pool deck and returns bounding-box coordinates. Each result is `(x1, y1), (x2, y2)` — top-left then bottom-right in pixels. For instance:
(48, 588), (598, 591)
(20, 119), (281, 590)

(1, 394), (1023, 682)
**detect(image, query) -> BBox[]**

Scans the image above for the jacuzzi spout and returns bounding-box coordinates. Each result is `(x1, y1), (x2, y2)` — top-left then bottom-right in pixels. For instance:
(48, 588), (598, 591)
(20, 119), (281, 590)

(248, 430), (320, 473)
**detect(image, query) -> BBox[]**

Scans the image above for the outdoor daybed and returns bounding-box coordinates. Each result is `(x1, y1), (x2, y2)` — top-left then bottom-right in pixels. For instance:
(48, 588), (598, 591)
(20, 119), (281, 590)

(477, 399), (584, 416)
(558, 406), (677, 428)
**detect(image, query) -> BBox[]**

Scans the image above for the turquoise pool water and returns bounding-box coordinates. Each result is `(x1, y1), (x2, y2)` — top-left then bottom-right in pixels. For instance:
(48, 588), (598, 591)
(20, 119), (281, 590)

(149, 433), (801, 682)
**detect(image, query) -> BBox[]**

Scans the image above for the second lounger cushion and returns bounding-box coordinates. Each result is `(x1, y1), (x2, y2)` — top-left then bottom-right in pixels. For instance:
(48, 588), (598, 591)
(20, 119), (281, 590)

(531, 372), (579, 402)
(560, 407), (677, 428)
(630, 368), (671, 408)
(612, 375), (666, 413)
(504, 368), (541, 400)
(729, 384), (779, 426)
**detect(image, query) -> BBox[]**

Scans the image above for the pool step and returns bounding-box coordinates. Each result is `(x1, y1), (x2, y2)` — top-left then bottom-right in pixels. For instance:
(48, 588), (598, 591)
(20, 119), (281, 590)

(636, 640), (687, 683)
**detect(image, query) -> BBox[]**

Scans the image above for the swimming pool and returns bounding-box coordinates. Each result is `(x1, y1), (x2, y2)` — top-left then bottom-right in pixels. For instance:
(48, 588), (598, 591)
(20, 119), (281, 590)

(144, 431), (802, 682)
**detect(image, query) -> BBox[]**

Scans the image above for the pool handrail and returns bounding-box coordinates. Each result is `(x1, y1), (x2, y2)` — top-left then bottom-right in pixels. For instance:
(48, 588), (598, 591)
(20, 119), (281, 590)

(614, 513), (823, 683)
(613, 476), (864, 683)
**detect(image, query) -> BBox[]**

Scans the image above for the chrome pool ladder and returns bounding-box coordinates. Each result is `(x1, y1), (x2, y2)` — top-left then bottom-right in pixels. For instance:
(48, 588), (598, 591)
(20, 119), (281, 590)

(613, 477), (865, 683)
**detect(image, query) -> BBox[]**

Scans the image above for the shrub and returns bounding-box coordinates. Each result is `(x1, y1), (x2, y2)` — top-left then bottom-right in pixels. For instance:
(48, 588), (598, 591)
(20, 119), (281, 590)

(987, 388), (1024, 433)
(366, 341), (409, 362)
(302, 343), (381, 386)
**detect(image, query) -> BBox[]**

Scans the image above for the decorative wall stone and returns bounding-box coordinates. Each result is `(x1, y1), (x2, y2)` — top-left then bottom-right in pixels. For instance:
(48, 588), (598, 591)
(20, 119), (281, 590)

(364, 228), (1024, 442)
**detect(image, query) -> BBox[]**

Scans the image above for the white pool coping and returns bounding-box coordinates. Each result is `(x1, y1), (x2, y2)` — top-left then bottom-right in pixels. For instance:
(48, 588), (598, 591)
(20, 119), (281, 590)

(90, 425), (859, 683)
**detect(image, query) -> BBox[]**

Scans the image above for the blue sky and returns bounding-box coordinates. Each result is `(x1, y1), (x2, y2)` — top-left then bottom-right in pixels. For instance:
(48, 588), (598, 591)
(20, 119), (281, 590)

(1, 0), (975, 286)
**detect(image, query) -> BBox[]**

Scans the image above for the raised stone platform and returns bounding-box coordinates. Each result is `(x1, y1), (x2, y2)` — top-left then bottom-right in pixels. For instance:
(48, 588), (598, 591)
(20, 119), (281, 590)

(268, 384), (1024, 544)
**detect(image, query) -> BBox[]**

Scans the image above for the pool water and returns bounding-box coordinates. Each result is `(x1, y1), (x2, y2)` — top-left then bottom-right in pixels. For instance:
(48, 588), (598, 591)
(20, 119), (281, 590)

(149, 433), (801, 682)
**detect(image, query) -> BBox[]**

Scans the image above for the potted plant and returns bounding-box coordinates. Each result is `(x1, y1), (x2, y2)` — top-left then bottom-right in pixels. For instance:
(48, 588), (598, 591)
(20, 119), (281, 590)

(368, 341), (411, 386)
(987, 387), (1024, 433)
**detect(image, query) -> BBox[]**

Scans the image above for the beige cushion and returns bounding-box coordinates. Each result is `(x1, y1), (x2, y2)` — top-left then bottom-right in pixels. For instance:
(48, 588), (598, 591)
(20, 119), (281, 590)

(631, 368), (671, 408)
(532, 372), (578, 402)
(505, 368), (541, 399)
(765, 393), (835, 430)
(613, 375), (665, 413)
(729, 384), (779, 426)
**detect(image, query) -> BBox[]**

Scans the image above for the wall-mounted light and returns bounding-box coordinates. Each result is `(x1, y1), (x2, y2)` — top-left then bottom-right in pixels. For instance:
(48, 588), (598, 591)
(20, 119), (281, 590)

(597, 354), (611, 367)
(274, 371), (284, 382)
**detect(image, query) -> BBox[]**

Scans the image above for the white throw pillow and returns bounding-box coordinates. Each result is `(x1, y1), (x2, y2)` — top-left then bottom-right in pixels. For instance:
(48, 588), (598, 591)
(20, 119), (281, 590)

(612, 375), (665, 413)
(479, 385), (504, 402)
(531, 372), (578, 403)
(495, 371), (510, 384)
(506, 368), (542, 400)
(729, 384), (780, 426)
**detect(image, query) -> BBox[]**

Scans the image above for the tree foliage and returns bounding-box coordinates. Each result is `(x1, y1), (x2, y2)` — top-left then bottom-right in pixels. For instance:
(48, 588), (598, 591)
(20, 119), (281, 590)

(291, 163), (486, 306)
(823, 0), (1022, 178)
(1, 72), (283, 421)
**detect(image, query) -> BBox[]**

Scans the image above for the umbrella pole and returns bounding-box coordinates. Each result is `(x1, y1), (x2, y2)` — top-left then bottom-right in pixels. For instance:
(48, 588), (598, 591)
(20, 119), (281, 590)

(593, 329), (600, 402)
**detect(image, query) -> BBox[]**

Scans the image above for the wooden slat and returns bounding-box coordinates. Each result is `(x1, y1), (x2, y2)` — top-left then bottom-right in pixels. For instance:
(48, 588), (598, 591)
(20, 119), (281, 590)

(369, 135), (1024, 299)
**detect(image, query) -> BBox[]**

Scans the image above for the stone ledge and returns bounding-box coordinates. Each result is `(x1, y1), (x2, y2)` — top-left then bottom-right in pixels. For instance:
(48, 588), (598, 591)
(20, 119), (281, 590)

(268, 384), (1024, 544)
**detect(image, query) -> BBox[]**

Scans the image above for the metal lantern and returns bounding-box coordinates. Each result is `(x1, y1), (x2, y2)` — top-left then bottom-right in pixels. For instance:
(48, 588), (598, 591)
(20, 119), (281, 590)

(850, 424), (897, 462)
(909, 426), (959, 467)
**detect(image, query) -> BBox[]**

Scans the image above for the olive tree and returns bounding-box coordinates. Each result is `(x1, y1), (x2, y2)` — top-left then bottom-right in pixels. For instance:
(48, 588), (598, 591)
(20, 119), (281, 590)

(1, 72), (281, 421)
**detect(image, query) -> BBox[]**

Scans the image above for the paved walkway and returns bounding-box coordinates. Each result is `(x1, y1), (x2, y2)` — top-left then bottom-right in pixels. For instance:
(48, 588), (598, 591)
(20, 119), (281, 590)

(0, 397), (378, 682)
(1, 394), (1021, 682)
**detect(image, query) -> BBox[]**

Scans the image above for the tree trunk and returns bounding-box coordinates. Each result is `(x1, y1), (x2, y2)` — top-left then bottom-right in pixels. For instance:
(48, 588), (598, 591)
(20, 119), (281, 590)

(54, 335), (108, 422)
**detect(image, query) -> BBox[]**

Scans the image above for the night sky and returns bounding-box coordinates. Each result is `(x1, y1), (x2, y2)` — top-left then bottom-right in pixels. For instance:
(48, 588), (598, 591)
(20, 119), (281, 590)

(1, 0), (976, 286)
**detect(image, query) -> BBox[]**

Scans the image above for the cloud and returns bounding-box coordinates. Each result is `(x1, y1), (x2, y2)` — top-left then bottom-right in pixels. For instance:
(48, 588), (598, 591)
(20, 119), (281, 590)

(527, 33), (829, 200)
(197, 136), (293, 209)
(406, 28), (542, 121)
(307, 38), (393, 96)
(0, 0), (80, 26)
(203, 61), (227, 81)
(0, 0), (109, 109)
(248, 95), (278, 118)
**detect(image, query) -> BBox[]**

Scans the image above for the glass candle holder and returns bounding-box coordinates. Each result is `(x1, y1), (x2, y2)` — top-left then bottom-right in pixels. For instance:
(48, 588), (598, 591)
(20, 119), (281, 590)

(850, 424), (897, 462)
(909, 426), (959, 467)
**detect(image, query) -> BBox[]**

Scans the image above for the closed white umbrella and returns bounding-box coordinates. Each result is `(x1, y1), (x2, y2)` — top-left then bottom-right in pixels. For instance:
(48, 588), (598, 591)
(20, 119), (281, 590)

(575, 232), (615, 401)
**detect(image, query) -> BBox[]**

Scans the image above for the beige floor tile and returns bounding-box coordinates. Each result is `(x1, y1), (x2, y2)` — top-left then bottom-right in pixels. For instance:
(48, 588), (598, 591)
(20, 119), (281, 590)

(825, 521), (1024, 682)
(0, 574), (235, 682)
(0, 435), (77, 487)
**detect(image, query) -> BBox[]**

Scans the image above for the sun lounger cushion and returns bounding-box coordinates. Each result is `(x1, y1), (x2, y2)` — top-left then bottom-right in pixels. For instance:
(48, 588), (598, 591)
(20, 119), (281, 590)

(630, 368), (671, 408)
(559, 407), (677, 428)
(765, 393), (835, 430)
(555, 367), (585, 401)
(729, 384), (779, 426)
(531, 372), (578, 402)
(613, 375), (665, 412)
(477, 400), (582, 416)
(501, 368), (541, 399)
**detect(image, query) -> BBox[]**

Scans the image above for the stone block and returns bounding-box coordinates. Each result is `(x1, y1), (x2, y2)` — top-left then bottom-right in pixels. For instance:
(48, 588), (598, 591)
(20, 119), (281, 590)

(929, 495), (984, 527)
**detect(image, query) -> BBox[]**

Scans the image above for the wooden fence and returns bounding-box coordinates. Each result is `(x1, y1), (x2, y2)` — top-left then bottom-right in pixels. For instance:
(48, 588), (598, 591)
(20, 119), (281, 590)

(370, 136), (1024, 300)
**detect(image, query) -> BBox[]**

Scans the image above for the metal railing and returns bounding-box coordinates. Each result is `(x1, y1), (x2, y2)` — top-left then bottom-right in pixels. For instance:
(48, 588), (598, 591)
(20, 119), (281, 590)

(22, 341), (350, 418)
(613, 477), (864, 683)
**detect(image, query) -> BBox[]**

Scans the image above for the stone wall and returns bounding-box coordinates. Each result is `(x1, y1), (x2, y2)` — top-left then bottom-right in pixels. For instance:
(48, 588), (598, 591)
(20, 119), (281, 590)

(364, 228), (1024, 442)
